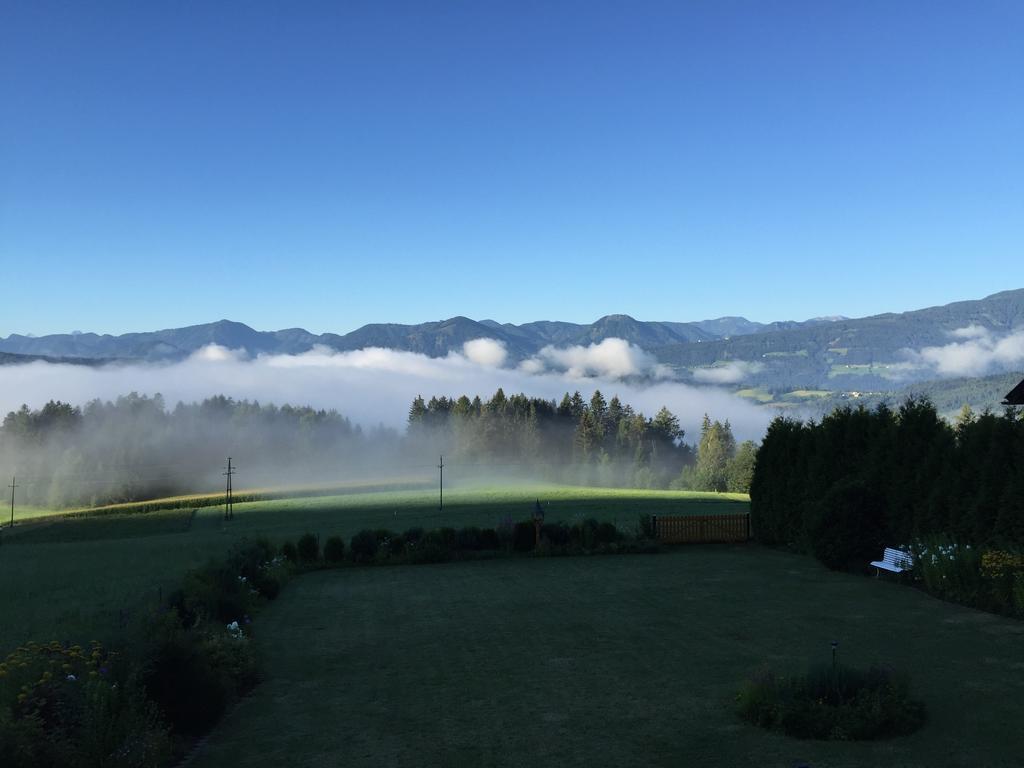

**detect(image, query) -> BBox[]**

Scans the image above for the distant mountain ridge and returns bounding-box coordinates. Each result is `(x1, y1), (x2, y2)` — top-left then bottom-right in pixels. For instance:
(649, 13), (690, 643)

(2, 289), (1022, 395)
(0, 311), (840, 362)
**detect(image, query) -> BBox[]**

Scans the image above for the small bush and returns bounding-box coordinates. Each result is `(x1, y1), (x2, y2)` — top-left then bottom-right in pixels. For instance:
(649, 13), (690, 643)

(455, 526), (483, 551)
(403, 527), (425, 545)
(350, 530), (379, 563)
(512, 521), (536, 552)
(323, 536), (346, 563)
(540, 522), (570, 548)
(410, 529), (454, 563)
(138, 612), (230, 736)
(596, 521), (618, 544)
(297, 533), (320, 563)
(479, 528), (501, 550)
(280, 541), (298, 564)
(387, 533), (406, 556)
(737, 662), (926, 740)
(571, 518), (601, 549)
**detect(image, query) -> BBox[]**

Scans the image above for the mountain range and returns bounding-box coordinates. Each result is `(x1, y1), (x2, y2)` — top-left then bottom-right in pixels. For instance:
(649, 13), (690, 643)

(0, 312), (854, 362)
(2, 289), (1022, 406)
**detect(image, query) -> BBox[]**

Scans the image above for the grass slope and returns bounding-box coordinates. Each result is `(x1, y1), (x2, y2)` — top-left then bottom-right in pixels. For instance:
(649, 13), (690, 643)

(195, 549), (1024, 768)
(0, 485), (746, 654)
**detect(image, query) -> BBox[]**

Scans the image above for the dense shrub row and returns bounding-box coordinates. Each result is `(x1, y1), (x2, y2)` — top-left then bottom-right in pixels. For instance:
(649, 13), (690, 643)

(277, 518), (657, 570)
(751, 401), (1024, 571)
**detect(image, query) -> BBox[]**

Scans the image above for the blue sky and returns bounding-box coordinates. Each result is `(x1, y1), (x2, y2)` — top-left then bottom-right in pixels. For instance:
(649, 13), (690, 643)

(2, 1), (1021, 336)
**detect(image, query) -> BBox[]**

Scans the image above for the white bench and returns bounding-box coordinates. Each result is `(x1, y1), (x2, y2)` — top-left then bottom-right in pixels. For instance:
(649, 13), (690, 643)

(871, 547), (914, 577)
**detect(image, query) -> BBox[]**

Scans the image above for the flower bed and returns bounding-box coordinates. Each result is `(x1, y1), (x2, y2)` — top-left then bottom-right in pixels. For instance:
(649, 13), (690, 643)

(737, 662), (926, 741)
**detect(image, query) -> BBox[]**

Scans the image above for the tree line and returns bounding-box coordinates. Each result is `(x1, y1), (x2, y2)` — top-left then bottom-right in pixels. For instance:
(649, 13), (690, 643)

(407, 388), (755, 492)
(750, 400), (1024, 569)
(0, 389), (758, 509)
(0, 394), (399, 508)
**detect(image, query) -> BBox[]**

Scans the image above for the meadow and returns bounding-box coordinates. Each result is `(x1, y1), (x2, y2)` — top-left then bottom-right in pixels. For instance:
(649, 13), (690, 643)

(0, 484), (746, 653)
(193, 548), (1024, 768)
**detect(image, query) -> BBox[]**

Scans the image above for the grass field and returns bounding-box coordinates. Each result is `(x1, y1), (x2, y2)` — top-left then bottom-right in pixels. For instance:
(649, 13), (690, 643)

(0, 484), (747, 654)
(192, 548), (1024, 768)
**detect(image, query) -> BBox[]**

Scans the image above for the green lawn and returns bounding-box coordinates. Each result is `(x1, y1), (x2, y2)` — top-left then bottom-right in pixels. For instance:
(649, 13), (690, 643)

(194, 548), (1024, 768)
(0, 485), (746, 654)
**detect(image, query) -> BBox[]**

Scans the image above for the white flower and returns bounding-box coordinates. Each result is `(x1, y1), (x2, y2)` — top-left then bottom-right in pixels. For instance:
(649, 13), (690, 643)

(66, 674), (77, 682)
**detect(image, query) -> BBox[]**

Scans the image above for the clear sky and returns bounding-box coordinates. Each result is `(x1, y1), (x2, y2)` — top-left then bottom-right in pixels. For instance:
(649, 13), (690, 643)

(2, 1), (1021, 336)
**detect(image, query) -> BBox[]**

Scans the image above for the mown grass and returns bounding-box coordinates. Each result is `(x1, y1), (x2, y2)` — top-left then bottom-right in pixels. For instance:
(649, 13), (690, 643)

(193, 548), (1024, 768)
(0, 484), (746, 654)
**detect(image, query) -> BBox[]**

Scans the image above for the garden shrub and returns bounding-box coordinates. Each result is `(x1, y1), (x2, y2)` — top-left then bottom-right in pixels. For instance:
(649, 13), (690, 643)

(455, 526), (483, 551)
(479, 528), (501, 550)
(323, 535), (346, 563)
(280, 541), (298, 564)
(737, 662), (926, 740)
(437, 527), (457, 551)
(980, 548), (1024, 613)
(174, 560), (255, 625)
(228, 538), (284, 599)
(386, 533), (406, 556)
(411, 529), (455, 563)
(350, 530), (379, 563)
(512, 521), (536, 552)
(137, 612), (230, 736)
(540, 522), (570, 548)
(574, 518), (601, 549)
(296, 533), (320, 563)
(402, 527), (424, 544)
(596, 521), (619, 544)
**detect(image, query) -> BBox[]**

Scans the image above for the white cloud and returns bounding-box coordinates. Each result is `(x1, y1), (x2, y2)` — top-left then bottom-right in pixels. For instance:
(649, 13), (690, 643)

(462, 338), (508, 368)
(906, 326), (1024, 377)
(189, 344), (248, 362)
(692, 361), (763, 385)
(524, 338), (669, 379)
(0, 343), (773, 441)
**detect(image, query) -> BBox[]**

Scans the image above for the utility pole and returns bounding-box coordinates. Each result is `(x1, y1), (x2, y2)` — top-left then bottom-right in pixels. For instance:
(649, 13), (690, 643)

(438, 455), (444, 511)
(8, 476), (17, 529)
(223, 458), (236, 521)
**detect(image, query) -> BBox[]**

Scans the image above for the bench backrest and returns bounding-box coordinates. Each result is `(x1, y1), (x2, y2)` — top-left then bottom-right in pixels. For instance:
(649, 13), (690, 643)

(882, 548), (914, 569)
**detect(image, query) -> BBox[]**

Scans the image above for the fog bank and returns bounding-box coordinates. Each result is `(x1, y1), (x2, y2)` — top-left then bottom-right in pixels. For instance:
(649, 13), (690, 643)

(0, 341), (771, 441)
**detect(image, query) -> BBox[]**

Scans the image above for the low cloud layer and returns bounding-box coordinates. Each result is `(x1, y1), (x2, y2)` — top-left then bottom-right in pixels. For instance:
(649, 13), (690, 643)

(692, 361), (764, 385)
(462, 338), (508, 368)
(907, 326), (1024, 377)
(523, 338), (671, 379)
(0, 341), (773, 441)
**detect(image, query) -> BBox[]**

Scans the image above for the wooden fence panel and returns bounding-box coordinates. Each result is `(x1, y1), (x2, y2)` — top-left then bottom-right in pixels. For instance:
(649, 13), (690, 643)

(654, 514), (750, 543)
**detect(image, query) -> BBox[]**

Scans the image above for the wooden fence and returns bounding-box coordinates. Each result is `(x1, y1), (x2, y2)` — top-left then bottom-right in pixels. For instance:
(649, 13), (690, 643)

(653, 514), (750, 544)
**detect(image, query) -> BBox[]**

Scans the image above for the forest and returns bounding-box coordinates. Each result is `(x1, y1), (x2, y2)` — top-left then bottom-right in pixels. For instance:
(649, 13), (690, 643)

(406, 389), (755, 492)
(0, 390), (753, 508)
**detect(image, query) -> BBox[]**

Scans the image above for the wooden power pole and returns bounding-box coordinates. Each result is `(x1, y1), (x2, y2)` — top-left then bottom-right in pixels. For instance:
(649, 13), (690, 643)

(438, 455), (444, 511)
(223, 458), (236, 521)
(8, 476), (17, 529)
